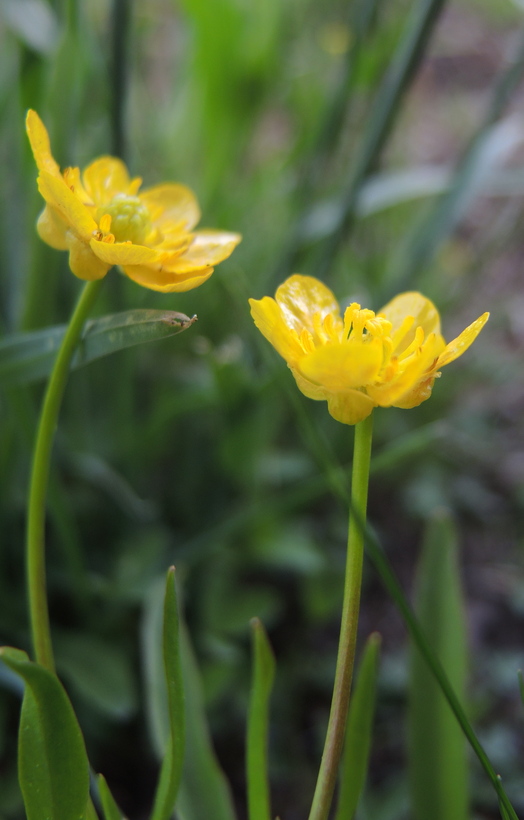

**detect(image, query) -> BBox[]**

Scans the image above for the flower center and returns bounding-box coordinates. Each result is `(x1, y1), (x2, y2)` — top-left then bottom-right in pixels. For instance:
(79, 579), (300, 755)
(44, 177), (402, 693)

(98, 193), (152, 244)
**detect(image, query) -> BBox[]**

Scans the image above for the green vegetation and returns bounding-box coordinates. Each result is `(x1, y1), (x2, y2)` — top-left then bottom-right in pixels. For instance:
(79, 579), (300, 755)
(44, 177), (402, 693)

(1, 0), (523, 818)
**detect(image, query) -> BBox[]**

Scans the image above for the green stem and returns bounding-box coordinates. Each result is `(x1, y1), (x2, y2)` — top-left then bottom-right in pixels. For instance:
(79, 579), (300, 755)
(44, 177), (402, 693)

(26, 279), (103, 672)
(308, 412), (373, 820)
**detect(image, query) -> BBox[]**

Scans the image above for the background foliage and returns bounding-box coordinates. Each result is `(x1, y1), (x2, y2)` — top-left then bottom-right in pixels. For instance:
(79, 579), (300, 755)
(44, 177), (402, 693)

(1, 0), (524, 818)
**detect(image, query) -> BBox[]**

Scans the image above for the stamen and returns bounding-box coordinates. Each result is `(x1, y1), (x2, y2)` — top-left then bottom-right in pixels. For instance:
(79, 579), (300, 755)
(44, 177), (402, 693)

(99, 214), (112, 234)
(399, 326), (425, 361)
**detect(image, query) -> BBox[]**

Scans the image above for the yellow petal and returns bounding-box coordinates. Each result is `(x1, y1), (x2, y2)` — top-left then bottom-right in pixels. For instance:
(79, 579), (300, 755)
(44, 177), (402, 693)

(90, 238), (160, 266)
(38, 170), (98, 240)
(298, 339), (384, 391)
(37, 206), (68, 250)
(154, 233), (192, 254)
(25, 110), (60, 176)
(63, 166), (92, 205)
(66, 233), (111, 281)
(121, 264), (214, 293)
(290, 366), (330, 400)
(82, 157), (132, 206)
(436, 312), (489, 368)
(327, 391), (375, 425)
(163, 230), (241, 272)
(275, 275), (340, 335)
(249, 297), (304, 362)
(392, 372), (439, 409)
(380, 292), (441, 354)
(139, 184), (201, 233)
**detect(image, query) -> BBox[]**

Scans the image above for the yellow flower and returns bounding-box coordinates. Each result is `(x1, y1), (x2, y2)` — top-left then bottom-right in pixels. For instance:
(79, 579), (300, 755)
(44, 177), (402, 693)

(25, 110), (241, 292)
(249, 275), (489, 425)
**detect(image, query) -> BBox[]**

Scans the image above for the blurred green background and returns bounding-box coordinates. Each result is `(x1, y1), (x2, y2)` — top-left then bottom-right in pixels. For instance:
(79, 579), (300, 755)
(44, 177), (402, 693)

(1, 0), (524, 818)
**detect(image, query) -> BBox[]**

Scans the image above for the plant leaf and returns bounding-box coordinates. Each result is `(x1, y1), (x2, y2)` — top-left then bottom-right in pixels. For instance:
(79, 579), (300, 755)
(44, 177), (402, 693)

(0, 309), (197, 386)
(407, 510), (469, 820)
(0, 646), (90, 820)
(246, 618), (275, 820)
(176, 623), (237, 820)
(334, 632), (381, 820)
(150, 568), (185, 820)
(141, 576), (236, 820)
(315, 0), (447, 280)
(97, 774), (125, 820)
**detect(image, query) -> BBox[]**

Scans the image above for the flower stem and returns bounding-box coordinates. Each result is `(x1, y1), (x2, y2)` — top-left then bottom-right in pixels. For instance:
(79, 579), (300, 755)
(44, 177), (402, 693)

(26, 279), (103, 672)
(308, 412), (373, 820)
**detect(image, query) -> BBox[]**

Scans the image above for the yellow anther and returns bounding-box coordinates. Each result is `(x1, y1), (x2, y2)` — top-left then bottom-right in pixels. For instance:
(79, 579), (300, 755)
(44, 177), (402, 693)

(99, 213), (112, 234)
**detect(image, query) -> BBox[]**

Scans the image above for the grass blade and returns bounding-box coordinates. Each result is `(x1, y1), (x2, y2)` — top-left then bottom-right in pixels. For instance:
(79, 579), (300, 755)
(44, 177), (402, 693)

(334, 632), (381, 820)
(141, 577), (237, 820)
(408, 511), (469, 820)
(247, 618), (275, 820)
(0, 309), (197, 386)
(150, 568), (185, 820)
(176, 623), (237, 820)
(317, 0), (448, 279)
(97, 774), (125, 820)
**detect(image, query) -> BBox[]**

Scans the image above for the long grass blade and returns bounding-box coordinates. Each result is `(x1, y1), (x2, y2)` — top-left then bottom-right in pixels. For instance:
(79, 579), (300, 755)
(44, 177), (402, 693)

(150, 568), (185, 820)
(277, 0), (384, 279)
(247, 618), (275, 820)
(408, 512), (469, 820)
(176, 622), (237, 820)
(317, 0), (448, 280)
(140, 576), (237, 820)
(97, 774), (125, 820)
(110, 0), (131, 158)
(334, 632), (381, 820)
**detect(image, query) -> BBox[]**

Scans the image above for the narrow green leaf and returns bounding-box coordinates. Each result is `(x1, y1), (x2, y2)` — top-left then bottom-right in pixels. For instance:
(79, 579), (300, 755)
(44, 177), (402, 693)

(247, 618), (275, 820)
(317, 0), (447, 279)
(150, 568), (185, 820)
(98, 774), (125, 820)
(0, 646), (90, 820)
(499, 798), (512, 820)
(176, 623), (237, 820)
(408, 511), (469, 820)
(142, 576), (237, 820)
(334, 632), (381, 820)
(0, 309), (197, 386)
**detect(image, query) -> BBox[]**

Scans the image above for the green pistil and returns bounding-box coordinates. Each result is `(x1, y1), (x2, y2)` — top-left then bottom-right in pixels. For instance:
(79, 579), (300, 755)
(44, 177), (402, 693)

(99, 193), (152, 244)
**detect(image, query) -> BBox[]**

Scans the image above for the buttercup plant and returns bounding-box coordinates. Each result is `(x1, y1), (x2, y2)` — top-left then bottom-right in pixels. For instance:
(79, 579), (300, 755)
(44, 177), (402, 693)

(0, 115), (517, 820)
(26, 110), (240, 292)
(23, 110), (241, 675)
(250, 274), (489, 820)
(1, 110), (242, 820)
(2, 2), (523, 817)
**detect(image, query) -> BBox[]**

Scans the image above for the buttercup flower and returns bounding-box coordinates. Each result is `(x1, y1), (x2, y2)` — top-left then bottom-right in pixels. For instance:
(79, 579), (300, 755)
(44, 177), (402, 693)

(249, 275), (489, 425)
(26, 110), (241, 292)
